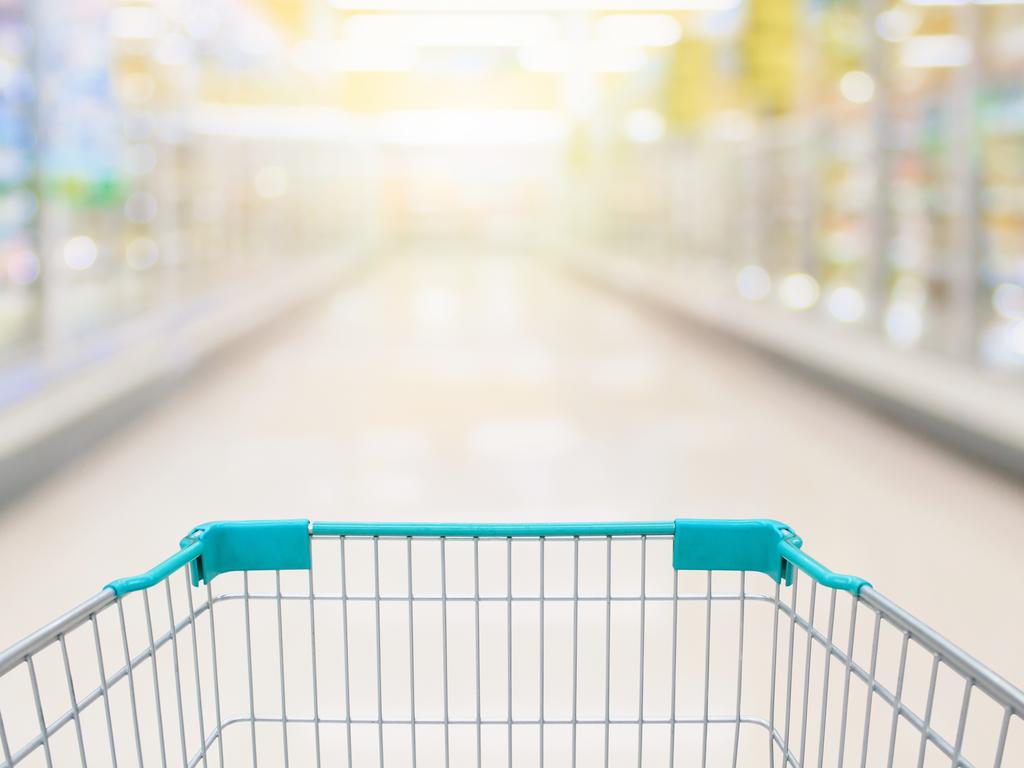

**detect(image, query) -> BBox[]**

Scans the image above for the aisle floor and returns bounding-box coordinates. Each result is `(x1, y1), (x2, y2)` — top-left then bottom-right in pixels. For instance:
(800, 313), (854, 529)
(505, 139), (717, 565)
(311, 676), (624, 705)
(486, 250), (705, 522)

(1, 252), (1022, 688)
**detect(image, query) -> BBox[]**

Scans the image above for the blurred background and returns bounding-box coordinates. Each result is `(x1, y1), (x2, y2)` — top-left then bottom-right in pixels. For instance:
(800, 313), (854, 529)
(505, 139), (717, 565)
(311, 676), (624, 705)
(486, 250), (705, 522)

(1, 0), (1024, 688)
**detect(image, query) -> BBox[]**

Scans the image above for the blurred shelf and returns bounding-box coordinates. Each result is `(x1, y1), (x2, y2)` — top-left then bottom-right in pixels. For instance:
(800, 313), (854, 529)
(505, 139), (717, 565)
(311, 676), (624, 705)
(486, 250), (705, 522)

(563, 251), (1024, 480)
(0, 249), (370, 501)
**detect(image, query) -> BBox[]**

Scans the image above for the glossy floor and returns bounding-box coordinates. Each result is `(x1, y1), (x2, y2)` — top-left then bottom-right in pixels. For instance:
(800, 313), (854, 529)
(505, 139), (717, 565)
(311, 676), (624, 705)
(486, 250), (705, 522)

(1, 250), (1022, 695)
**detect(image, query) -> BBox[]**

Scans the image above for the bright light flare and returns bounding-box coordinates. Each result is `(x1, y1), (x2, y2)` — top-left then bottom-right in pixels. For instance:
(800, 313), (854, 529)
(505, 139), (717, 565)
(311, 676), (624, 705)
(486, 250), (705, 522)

(518, 44), (646, 72)
(779, 273), (820, 311)
(341, 14), (560, 48)
(595, 14), (682, 48)
(900, 36), (972, 69)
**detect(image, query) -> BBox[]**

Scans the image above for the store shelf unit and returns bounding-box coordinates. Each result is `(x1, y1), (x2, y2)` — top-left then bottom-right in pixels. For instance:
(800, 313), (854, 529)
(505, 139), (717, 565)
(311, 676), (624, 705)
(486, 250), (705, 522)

(574, 0), (1024, 377)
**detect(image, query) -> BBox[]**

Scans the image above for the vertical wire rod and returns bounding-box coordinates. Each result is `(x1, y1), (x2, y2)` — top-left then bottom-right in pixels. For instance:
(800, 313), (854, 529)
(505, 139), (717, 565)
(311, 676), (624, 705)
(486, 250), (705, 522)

(243, 572), (258, 767)
(884, 632), (910, 768)
(308, 558), (322, 768)
(798, 581), (818, 767)
(538, 538), (545, 768)
(768, 581), (782, 768)
(205, 584), (225, 768)
(408, 537), (419, 768)
(782, 570), (800, 764)
(949, 681), (972, 768)
(507, 538), (513, 768)
(815, 589), (838, 768)
(143, 591), (169, 768)
(701, 571), (713, 768)
(836, 598), (859, 768)
(339, 538), (354, 768)
(603, 536), (612, 768)
(636, 536), (648, 768)
(668, 568), (679, 768)
(26, 655), (53, 768)
(275, 572), (290, 768)
(441, 538), (451, 768)
(91, 614), (118, 767)
(993, 706), (1011, 768)
(165, 578), (189, 767)
(731, 572), (747, 768)
(184, 574), (209, 768)
(473, 539), (482, 768)
(58, 633), (89, 766)
(373, 538), (384, 768)
(571, 536), (580, 768)
(0, 707), (12, 766)
(115, 599), (143, 767)
(857, 611), (883, 768)
(914, 655), (940, 768)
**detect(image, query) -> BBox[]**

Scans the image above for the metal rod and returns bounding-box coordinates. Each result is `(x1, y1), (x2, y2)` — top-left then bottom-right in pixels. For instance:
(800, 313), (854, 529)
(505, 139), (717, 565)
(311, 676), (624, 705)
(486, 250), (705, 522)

(58, 634), (88, 766)
(858, 611), (883, 768)
(732, 572), (746, 768)
(441, 537), (451, 768)
(408, 537), (419, 768)
(339, 538), (354, 768)
(637, 536), (648, 768)
(604, 536), (612, 768)
(571, 536), (580, 768)
(166, 579), (189, 766)
(798, 580), (818, 766)
(91, 614), (118, 767)
(538, 538), (545, 768)
(205, 584), (225, 768)
(115, 599), (144, 767)
(507, 537), (513, 768)
(837, 597), (859, 768)
(702, 570), (713, 768)
(309, 558), (322, 768)
(243, 572), (258, 766)
(276, 571), (290, 767)
(669, 568), (679, 768)
(373, 537), (384, 768)
(885, 632), (910, 768)
(915, 655), (940, 768)
(26, 656), (52, 768)
(185, 573), (209, 768)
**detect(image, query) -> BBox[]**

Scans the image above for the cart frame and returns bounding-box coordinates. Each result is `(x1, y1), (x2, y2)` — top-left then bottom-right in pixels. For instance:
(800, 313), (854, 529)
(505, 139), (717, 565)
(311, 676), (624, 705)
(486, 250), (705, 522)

(1, 519), (1021, 767)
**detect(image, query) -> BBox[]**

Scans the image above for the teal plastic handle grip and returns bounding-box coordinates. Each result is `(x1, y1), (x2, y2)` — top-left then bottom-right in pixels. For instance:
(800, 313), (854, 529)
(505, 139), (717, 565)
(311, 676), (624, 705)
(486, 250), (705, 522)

(106, 539), (204, 596)
(104, 518), (869, 597)
(778, 536), (870, 594)
(310, 521), (676, 538)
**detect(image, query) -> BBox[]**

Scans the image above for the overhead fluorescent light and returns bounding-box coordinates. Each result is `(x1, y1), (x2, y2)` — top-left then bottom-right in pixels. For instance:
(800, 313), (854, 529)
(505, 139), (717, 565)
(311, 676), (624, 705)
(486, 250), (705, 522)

(379, 109), (570, 145)
(518, 44), (647, 72)
(341, 13), (560, 48)
(595, 14), (683, 47)
(110, 7), (164, 39)
(900, 35), (971, 69)
(904, 0), (1024, 5)
(293, 40), (418, 72)
(331, 0), (739, 11)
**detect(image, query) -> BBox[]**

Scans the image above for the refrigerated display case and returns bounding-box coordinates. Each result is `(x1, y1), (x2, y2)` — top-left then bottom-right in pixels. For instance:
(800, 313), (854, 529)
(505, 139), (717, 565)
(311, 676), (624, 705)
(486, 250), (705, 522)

(883, 4), (967, 353)
(809, 0), (875, 326)
(977, 2), (1024, 369)
(0, 0), (37, 362)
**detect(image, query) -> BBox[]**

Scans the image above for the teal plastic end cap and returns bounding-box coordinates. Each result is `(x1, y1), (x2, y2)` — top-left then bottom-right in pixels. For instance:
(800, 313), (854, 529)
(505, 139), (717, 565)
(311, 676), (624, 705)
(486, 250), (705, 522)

(184, 519), (312, 587)
(673, 519), (795, 584)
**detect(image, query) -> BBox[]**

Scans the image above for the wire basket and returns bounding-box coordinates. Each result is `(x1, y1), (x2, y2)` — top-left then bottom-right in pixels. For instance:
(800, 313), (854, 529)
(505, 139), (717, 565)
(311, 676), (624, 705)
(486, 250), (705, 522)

(1, 519), (1021, 767)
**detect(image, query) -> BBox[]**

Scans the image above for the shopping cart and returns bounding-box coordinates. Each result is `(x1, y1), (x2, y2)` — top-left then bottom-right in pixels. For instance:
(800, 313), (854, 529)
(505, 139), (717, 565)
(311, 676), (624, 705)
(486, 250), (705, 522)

(0, 519), (1021, 767)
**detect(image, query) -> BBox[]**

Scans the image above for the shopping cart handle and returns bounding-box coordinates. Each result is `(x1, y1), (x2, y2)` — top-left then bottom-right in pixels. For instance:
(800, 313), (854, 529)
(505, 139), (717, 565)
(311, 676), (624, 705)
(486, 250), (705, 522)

(104, 518), (868, 597)
(106, 519), (312, 595)
(672, 519), (870, 594)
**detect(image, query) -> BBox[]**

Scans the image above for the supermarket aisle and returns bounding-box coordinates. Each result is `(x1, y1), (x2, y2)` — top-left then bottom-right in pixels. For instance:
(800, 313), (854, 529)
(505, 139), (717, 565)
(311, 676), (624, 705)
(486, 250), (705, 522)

(2, 250), (1023, 688)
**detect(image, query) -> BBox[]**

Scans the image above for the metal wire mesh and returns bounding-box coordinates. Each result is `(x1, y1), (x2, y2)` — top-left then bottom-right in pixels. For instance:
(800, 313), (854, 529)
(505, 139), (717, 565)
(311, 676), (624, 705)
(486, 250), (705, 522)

(0, 532), (1021, 767)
